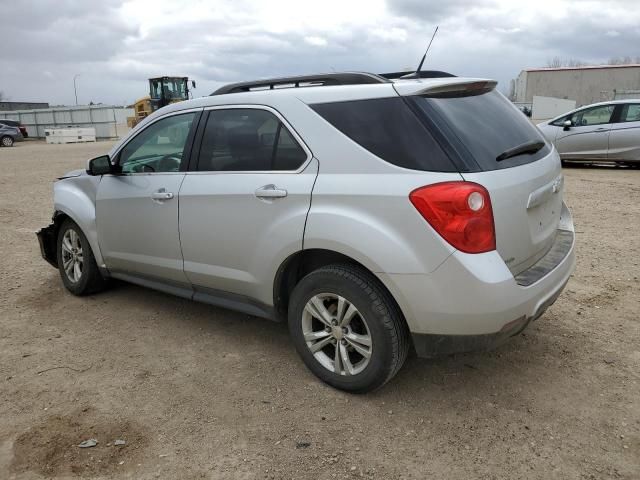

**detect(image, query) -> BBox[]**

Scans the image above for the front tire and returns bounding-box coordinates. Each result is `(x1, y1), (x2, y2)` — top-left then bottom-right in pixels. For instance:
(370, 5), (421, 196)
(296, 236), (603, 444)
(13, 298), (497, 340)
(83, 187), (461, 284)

(288, 264), (410, 393)
(1, 136), (14, 147)
(56, 219), (107, 295)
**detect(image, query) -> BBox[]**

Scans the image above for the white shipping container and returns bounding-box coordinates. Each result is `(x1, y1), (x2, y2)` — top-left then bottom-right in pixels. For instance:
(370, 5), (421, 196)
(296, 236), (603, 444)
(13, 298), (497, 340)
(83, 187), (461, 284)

(45, 128), (96, 144)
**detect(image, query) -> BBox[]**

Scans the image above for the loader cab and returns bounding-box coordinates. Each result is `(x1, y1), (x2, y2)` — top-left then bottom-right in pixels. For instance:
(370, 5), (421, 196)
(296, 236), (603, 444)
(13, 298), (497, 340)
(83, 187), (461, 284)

(149, 76), (193, 111)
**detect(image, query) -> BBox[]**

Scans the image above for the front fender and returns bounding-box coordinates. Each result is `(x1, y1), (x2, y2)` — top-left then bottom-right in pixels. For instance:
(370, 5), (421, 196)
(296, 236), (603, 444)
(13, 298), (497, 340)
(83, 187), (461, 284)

(53, 176), (106, 269)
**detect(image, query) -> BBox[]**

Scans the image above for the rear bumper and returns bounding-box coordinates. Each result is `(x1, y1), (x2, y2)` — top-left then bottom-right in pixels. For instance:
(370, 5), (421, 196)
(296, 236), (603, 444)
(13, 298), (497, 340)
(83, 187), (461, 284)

(410, 275), (568, 357)
(379, 207), (576, 358)
(36, 224), (58, 268)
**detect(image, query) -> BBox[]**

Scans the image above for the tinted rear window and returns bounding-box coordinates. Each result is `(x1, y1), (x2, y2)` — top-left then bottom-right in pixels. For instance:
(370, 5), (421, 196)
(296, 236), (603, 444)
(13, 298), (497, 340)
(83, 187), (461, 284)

(311, 97), (456, 172)
(410, 90), (550, 171)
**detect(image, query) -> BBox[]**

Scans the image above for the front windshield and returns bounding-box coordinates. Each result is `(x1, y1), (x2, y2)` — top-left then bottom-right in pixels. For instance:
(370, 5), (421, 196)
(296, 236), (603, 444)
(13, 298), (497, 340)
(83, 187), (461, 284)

(150, 78), (188, 100)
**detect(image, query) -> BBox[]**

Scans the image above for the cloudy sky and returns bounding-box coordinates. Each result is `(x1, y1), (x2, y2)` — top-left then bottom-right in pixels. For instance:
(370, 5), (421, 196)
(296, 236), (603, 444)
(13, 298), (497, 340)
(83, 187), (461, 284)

(2, 0), (639, 105)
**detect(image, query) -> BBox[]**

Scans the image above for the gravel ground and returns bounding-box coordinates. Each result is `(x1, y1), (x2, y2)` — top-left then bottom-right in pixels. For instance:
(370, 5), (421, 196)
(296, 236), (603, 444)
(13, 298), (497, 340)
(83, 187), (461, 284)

(1, 140), (638, 480)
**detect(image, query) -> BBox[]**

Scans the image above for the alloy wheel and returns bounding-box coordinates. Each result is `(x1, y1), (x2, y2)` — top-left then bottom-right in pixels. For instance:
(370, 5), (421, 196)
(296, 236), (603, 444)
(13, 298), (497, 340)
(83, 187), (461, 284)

(301, 293), (372, 376)
(61, 229), (84, 283)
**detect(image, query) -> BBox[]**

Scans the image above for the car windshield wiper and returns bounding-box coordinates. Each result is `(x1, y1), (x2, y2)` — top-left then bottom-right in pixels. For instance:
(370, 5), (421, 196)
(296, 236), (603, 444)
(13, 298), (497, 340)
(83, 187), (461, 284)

(496, 140), (545, 162)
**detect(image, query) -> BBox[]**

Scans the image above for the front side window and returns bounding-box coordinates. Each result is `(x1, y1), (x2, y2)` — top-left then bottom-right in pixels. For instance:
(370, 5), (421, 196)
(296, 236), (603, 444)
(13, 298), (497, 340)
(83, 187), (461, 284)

(118, 112), (196, 173)
(620, 104), (640, 123)
(569, 105), (615, 127)
(196, 109), (307, 171)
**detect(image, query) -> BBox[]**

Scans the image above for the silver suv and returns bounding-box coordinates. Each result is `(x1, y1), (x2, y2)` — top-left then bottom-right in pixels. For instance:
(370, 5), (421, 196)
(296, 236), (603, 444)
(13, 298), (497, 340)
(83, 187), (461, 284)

(37, 72), (576, 392)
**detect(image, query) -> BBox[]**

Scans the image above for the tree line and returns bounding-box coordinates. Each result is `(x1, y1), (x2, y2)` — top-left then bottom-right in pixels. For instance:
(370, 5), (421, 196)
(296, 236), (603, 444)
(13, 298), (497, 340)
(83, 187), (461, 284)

(547, 56), (640, 68)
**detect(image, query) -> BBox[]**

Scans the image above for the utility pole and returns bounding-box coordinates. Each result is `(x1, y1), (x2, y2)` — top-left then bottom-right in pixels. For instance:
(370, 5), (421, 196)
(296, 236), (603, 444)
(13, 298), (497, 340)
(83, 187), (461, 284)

(73, 74), (81, 105)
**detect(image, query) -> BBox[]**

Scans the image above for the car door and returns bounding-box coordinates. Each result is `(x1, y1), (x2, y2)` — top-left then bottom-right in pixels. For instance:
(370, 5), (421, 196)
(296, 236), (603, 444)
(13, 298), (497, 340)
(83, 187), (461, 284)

(608, 103), (640, 162)
(555, 104), (615, 160)
(96, 110), (200, 285)
(178, 106), (318, 311)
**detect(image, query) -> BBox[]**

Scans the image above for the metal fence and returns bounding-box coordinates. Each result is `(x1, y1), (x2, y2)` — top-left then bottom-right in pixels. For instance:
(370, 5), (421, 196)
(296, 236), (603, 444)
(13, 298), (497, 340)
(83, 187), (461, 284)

(0, 105), (133, 139)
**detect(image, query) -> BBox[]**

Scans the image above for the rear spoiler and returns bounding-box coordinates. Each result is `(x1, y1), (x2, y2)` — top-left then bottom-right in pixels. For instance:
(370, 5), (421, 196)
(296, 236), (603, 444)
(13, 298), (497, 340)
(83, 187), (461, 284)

(393, 79), (497, 98)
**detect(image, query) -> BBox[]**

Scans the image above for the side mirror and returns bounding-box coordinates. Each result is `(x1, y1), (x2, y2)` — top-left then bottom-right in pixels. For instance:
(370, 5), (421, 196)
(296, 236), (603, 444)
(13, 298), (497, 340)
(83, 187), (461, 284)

(191, 80), (196, 89)
(87, 155), (113, 176)
(563, 120), (572, 131)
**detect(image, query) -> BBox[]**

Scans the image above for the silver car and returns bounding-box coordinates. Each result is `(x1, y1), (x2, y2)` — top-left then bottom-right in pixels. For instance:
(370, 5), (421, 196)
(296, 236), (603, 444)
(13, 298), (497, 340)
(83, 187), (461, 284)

(537, 100), (640, 165)
(0, 124), (24, 147)
(37, 72), (576, 392)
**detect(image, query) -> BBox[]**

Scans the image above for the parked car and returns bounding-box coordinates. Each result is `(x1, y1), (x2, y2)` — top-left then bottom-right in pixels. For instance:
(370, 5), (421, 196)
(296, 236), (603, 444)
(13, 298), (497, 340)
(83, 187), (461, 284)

(0, 119), (28, 138)
(537, 100), (640, 165)
(37, 72), (575, 392)
(0, 124), (24, 147)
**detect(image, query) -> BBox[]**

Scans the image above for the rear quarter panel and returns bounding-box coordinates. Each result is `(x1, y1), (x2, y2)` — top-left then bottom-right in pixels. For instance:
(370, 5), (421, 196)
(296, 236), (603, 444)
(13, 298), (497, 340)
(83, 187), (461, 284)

(291, 94), (462, 275)
(304, 171), (461, 275)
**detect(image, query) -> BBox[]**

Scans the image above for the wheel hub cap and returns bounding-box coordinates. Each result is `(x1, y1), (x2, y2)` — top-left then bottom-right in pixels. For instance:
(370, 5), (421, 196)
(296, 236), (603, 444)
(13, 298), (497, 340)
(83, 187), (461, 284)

(332, 326), (343, 340)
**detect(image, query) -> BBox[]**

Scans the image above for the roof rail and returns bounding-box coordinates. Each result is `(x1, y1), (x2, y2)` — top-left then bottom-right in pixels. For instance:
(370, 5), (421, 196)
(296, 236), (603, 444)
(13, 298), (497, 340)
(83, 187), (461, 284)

(379, 70), (457, 79)
(211, 72), (390, 96)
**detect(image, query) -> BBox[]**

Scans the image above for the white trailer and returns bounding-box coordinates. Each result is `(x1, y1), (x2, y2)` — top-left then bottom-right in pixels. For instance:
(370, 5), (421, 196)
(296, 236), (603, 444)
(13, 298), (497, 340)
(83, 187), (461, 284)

(45, 128), (97, 144)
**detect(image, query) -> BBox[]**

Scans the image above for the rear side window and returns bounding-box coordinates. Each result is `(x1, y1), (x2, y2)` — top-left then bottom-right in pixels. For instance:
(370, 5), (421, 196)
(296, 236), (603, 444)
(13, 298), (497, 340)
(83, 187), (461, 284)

(410, 90), (551, 171)
(196, 109), (308, 171)
(311, 97), (456, 172)
(620, 104), (640, 123)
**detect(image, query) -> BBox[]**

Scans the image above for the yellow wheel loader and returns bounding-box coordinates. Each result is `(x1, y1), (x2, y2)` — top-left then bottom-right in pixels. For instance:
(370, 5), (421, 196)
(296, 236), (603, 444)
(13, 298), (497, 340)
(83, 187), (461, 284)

(127, 76), (196, 128)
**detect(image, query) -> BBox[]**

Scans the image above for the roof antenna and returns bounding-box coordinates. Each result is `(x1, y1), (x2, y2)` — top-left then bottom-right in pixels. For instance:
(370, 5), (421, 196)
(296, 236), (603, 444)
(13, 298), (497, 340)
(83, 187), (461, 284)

(402, 26), (439, 79)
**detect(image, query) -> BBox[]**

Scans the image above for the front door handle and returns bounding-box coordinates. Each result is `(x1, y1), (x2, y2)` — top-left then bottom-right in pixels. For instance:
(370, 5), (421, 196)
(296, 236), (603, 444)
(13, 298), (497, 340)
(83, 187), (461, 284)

(595, 127), (608, 131)
(151, 189), (174, 201)
(255, 184), (287, 199)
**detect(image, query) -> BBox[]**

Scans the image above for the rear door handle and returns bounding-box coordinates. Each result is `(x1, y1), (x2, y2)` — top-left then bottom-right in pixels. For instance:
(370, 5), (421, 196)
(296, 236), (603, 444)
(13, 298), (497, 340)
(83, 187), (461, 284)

(255, 184), (287, 199)
(151, 189), (174, 201)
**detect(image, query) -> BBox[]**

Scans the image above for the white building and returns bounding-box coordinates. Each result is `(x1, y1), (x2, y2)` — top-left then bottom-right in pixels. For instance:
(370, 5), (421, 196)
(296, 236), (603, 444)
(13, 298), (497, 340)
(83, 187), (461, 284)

(513, 64), (640, 107)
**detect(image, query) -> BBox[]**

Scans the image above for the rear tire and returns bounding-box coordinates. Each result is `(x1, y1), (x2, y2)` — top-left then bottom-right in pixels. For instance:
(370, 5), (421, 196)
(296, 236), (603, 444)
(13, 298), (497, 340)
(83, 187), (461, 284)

(288, 264), (410, 393)
(56, 219), (107, 295)
(1, 136), (14, 147)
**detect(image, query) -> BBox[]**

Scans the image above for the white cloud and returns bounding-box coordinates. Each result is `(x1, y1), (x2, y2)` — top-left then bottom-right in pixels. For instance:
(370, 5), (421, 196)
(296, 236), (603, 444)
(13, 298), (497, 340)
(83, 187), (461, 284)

(304, 36), (328, 47)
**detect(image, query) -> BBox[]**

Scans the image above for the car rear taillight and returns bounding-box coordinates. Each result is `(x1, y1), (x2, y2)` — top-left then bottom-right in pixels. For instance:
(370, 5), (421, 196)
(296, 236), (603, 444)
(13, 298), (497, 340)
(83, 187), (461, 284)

(409, 182), (496, 254)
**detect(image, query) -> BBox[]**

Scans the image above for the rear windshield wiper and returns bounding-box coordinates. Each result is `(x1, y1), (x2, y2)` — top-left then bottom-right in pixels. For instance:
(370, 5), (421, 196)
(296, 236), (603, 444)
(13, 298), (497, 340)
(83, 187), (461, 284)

(496, 140), (545, 162)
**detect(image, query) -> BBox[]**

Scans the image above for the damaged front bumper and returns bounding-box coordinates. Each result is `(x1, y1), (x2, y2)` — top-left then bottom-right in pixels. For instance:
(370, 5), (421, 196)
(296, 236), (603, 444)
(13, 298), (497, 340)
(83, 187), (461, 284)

(36, 224), (58, 268)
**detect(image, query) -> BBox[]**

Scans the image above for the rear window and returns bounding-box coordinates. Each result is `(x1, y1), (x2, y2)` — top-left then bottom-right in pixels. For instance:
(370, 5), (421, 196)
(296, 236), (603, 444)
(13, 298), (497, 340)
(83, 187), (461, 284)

(409, 90), (550, 171)
(311, 97), (456, 172)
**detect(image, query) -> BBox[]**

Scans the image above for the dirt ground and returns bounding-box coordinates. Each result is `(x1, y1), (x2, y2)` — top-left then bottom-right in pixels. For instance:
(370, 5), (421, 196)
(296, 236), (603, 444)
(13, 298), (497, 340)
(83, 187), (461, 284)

(0, 140), (638, 480)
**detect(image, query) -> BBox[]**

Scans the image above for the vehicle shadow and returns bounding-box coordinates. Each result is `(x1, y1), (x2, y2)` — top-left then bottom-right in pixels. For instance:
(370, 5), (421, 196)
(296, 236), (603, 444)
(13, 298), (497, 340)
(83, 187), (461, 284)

(562, 161), (638, 170)
(99, 279), (575, 404)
